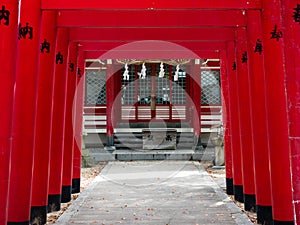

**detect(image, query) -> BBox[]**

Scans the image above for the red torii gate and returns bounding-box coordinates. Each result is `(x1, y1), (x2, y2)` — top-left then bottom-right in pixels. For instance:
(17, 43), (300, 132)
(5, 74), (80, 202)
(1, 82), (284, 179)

(56, 10), (247, 27)
(79, 42), (227, 52)
(0, 0), (299, 225)
(41, 0), (262, 10)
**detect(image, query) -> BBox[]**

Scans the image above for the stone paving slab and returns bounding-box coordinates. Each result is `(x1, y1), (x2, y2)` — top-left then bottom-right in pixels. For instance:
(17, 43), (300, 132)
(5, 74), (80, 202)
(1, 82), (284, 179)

(55, 161), (253, 225)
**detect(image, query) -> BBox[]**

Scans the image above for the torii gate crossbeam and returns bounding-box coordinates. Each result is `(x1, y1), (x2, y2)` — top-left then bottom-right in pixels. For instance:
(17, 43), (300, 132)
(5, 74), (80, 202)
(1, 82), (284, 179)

(42, 0), (262, 10)
(69, 27), (236, 42)
(57, 10), (247, 28)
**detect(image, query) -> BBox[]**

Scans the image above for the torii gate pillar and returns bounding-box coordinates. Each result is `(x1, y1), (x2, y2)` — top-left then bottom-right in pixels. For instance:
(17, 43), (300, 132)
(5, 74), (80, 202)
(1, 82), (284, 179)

(236, 28), (256, 211)
(105, 61), (116, 151)
(220, 50), (233, 195)
(281, 0), (300, 224)
(61, 42), (78, 203)
(72, 50), (86, 194)
(191, 62), (203, 150)
(261, 0), (294, 223)
(246, 10), (273, 224)
(30, 11), (57, 224)
(226, 41), (244, 203)
(48, 28), (69, 212)
(0, 0), (18, 224)
(7, 0), (41, 223)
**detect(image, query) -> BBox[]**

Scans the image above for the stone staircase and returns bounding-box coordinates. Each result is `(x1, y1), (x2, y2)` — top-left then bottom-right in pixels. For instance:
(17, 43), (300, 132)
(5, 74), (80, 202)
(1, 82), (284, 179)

(83, 123), (215, 164)
(114, 132), (143, 150)
(110, 130), (213, 161)
(176, 132), (195, 149)
(114, 132), (195, 150)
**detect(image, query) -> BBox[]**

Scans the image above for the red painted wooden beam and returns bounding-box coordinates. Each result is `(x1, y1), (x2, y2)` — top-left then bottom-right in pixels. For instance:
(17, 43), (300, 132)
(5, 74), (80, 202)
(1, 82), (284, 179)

(42, 0), (261, 10)
(79, 41), (226, 52)
(69, 27), (235, 41)
(57, 10), (247, 28)
(84, 50), (219, 60)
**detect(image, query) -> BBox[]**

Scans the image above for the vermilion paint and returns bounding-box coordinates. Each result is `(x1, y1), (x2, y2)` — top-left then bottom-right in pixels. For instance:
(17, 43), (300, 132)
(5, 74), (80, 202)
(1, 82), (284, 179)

(281, 0), (300, 224)
(30, 11), (57, 224)
(48, 28), (69, 212)
(7, 0), (42, 222)
(72, 50), (85, 194)
(235, 28), (256, 211)
(0, 0), (19, 224)
(220, 50), (233, 195)
(41, 0), (261, 11)
(61, 42), (78, 202)
(105, 63), (115, 148)
(226, 41), (244, 202)
(192, 65), (201, 136)
(261, 0), (294, 223)
(246, 10), (273, 224)
(191, 64), (202, 149)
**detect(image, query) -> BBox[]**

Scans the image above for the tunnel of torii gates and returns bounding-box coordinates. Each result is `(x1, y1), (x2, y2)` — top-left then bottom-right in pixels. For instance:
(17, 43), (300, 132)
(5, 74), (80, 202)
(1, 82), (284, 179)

(0, 0), (299, 224)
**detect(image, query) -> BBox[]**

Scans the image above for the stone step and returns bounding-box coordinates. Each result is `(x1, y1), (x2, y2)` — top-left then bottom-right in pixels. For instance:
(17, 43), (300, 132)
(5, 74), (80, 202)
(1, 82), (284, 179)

(177, 144), (194, 148)
(115, 132), (193, 137)
(115, 132), (194, 138)
(114, 143), (143, 149)
(177, 132), (195, 136)
(113, 150), (204, 161)
(114, 138), (142, 144)
(85, 143), (105, 148)
(114, 131), (196, 150)
(114, 137), (194, 143)
(84, 147), (215, 162)
(114, 133), (143, 138)
(115, 145), (195, 150)
(177, 137), (194, 142)
(114, 136), (143, 141)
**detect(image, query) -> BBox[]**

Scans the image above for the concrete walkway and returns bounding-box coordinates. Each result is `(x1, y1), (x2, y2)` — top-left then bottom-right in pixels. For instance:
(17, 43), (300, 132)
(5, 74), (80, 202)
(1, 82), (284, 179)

(56, 161), (253, 225)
